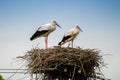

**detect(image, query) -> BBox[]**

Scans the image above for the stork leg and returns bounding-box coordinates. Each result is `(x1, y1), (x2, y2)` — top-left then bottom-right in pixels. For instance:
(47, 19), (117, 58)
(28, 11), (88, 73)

(45, 36), (48, 49)
(67, 42), (71, 47)
(71, 40), (73, 48)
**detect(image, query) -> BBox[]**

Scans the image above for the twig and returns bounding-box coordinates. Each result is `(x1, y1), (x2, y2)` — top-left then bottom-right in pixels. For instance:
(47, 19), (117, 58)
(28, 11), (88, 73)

(71, 64), (76, 80)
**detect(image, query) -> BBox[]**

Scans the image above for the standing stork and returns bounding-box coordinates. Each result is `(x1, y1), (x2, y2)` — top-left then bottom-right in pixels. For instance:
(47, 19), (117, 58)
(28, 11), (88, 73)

(30, 20), (61, 49)
(58, 25), (83, 47)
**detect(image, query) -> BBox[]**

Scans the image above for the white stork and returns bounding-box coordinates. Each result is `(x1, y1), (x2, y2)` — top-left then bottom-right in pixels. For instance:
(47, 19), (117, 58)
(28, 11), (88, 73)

(58, 25), (83, 47)
(30, 20), (61, 49)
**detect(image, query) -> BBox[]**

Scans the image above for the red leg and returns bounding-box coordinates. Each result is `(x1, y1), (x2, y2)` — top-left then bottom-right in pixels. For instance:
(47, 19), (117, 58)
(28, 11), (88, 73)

(71, 40), (73, 48)
(45, 36), (48, 49)
(68, 42), (71, 47)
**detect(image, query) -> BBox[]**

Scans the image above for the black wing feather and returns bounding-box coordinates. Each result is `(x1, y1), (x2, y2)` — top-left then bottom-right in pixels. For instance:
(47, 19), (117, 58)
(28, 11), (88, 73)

(30, 30), (48, 41)
(58, 35), (71, 45)
(61, 35), (71, 42)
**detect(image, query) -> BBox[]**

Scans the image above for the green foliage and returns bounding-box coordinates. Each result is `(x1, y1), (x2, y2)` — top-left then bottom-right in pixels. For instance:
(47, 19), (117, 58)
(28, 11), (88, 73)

(0, 74), (3, 80)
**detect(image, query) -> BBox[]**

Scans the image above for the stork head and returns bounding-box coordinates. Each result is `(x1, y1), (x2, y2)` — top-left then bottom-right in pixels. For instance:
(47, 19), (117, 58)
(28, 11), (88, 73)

(76, 25), (83, 32)
(52, 20), (61, 28)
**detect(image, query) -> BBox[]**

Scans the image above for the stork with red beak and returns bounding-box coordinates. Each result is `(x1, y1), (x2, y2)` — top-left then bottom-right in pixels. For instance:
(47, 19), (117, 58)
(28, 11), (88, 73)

(30, 20), (61, 49)
(58, 25), (83, 47)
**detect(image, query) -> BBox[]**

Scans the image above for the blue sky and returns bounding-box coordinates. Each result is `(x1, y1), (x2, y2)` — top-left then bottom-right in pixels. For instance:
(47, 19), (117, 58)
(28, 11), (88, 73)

(0, 0), (120, 79)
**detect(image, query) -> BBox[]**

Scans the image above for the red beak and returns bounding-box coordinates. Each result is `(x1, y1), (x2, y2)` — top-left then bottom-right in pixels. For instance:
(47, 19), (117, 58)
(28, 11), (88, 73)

(80, 28), (83, 32)
(77, 25), (83, 32)
(53, 20), (61, 28)
(56, 23), (61, 28)
(56, 24), (61, 28)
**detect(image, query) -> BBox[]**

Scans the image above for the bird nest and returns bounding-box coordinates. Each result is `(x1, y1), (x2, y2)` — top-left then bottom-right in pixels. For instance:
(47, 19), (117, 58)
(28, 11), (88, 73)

(18, 47), (106, 80)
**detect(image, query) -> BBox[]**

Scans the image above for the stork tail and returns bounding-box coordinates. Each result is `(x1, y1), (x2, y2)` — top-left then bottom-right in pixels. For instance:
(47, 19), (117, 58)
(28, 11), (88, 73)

(30, 36), (34, 41)
(58, 42), (62, 46)
(30, 32), (38, 41)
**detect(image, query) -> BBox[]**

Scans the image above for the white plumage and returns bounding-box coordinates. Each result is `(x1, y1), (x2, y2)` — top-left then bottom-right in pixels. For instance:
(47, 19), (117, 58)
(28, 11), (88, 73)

(30, 20), (61, 49)
(58, 25), (83, 47)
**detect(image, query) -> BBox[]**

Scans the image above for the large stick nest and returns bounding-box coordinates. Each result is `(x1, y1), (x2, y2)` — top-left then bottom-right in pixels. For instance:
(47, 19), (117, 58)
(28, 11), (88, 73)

(18, 47), (106, 80)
